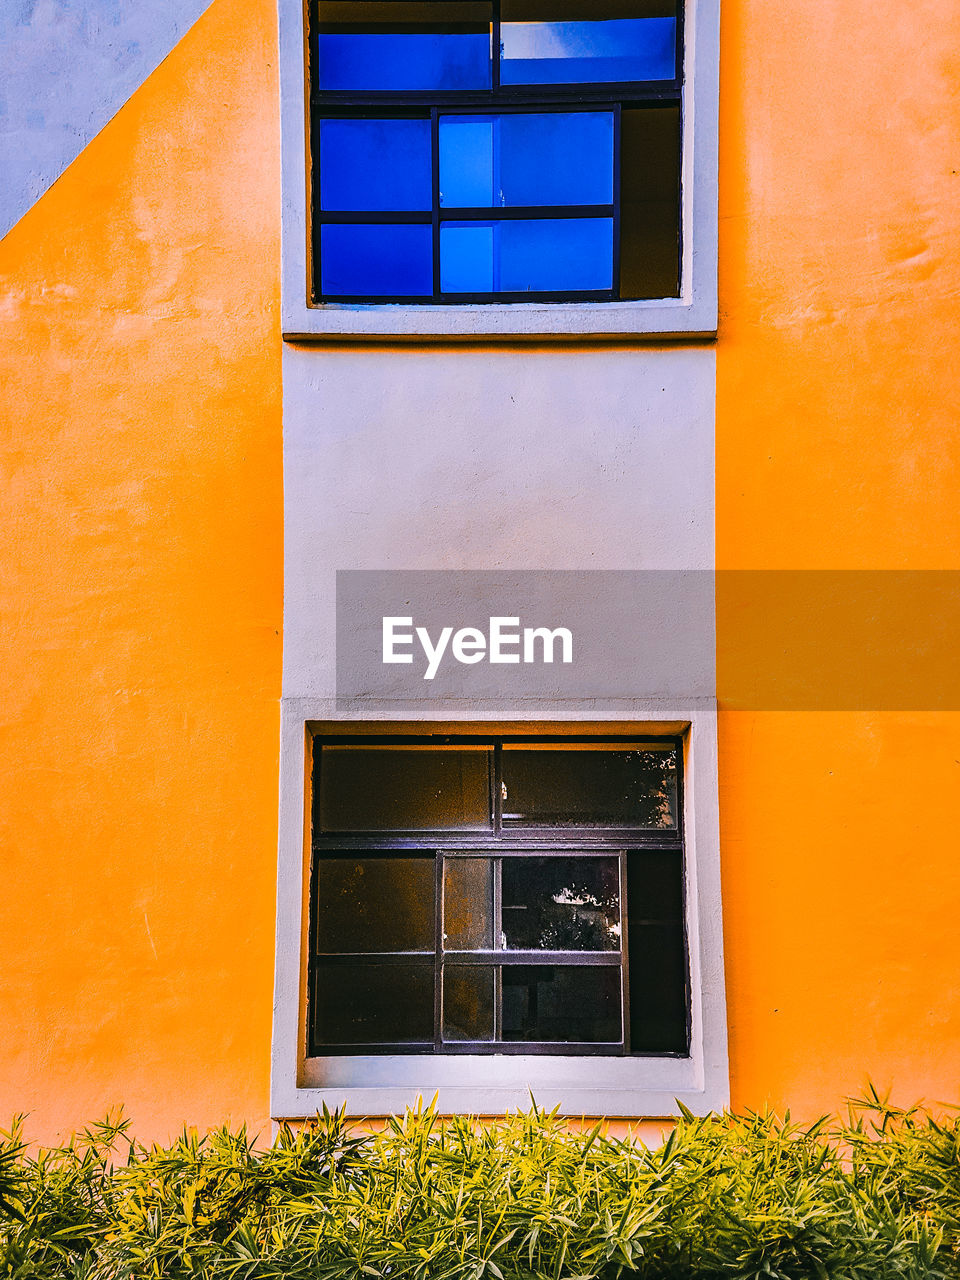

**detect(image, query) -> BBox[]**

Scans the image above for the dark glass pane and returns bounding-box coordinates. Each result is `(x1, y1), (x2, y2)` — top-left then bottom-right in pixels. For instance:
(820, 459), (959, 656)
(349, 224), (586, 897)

(440, 218), (613, 293)
(502, 0), (677, 18)
(316, 2), (492, 91)
(319, 118), (432, 212)
(502, 966), (621, 1043)
(620, 106), (681, 299)
(443, 858), (494, 950)
(500, 17), (676, 85)
(502, 857), (620, 951)
(439, 111), (613, 208)
(316, 746), (492, 831)
(627, 850), (688, 1053)
(502, 745), (678, 827)
(314, 857), (434, 952)
(311, 961), (433, 1046)
(443, 965), (495, 1040)
(319, 223), (433, 297)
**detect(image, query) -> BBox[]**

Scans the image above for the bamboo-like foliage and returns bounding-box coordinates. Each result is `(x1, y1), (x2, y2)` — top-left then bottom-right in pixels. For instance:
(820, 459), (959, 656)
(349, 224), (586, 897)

(2, 1090), (958, 1280)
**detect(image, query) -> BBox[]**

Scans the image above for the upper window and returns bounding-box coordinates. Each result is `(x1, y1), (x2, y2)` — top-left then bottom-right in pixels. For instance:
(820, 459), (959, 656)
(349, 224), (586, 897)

(310, 2), (682, 303)
(308, 735), (689, 1057)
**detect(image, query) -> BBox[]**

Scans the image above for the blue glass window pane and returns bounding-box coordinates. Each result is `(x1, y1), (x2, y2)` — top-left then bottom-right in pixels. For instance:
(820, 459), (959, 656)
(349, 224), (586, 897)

(440, 112), (613, 208)
(500, 17), (676, 84)
(440, 223), (494, 292)
(317, 32), (491, 90)
(320, 119), (432, 212)
(500, 218), (613, 290)
(321, 224), (433, 297)
(439, 117), (496, 207)
(440, 218), (613, 293)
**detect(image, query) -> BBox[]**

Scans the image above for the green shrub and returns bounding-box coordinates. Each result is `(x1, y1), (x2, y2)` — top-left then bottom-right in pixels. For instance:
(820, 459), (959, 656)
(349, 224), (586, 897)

(2, 1091), (958, 1280)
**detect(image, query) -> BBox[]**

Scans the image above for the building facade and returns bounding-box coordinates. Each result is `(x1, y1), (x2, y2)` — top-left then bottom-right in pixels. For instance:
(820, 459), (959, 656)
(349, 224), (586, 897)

(1, 0), (959, 1142)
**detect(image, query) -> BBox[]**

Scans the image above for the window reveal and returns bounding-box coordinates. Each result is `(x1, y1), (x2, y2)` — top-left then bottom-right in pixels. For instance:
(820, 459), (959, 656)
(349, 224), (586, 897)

(310, 2), (682, 302)
(308, 737), (689, 1056)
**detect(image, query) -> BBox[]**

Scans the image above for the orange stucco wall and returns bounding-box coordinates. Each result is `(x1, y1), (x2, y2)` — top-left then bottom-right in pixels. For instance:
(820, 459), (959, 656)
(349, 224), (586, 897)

(1, 0), (958, 1143)
(715, 0), (960, 1113)
(0, 0), (283, 1141)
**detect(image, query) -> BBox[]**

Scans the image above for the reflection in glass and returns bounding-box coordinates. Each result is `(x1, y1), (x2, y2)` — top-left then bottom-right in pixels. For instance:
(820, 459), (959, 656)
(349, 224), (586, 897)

(316, 746), (492, 831)
(319, 224), (433, 297)
(502, 857), (620, 951)
(443, 858), (494, 950)
(319, 119), (432, 212)
(439, 112), (614, 208)
(443, 965), (495, 1040)
(500, 17), (676, 85)
(620, 105), (681, 299)
(314, 857), (434, 953)
(502, 966), (621, 1042)
(316, 3), (493, 91)
(502, 746), (678, 827)
(440, 218), (614, 293)
(312, 961), (434, 1046)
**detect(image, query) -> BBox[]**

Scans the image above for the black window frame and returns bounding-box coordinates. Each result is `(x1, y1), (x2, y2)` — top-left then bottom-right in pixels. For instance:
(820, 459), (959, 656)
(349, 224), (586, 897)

(307, 733), (690, 1058)
(308, 1), (684, 304)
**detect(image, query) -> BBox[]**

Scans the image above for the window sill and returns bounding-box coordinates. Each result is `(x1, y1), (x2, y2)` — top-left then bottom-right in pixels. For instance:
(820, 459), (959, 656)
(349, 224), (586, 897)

(281, 295), (717, 343)
(278, 1050), (723, 1119)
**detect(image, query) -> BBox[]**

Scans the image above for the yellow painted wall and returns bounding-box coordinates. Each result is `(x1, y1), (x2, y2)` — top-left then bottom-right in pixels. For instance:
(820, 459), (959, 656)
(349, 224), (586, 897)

(1, 0), (958, 1143)
(715, 0), (960, 1113)
(0, 0), (283, 1141)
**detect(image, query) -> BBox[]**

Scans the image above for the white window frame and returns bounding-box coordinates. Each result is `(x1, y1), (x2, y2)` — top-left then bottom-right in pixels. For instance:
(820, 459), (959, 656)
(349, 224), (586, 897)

(278, 0), (721, 341)
(270, 704), (728, 1118)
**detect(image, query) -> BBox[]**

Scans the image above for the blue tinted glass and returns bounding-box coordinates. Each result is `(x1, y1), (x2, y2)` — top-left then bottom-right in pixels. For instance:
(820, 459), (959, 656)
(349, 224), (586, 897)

(317, 32), (491, 90)
(440, 218), (613, 293)
(440, 112), (613, 208)
(439, 117), (495, 207)
(440, 223), (494, 291)
(501, 17), (676, 84)
(320, 119), (432, 212)
(321, 224), (433, 296)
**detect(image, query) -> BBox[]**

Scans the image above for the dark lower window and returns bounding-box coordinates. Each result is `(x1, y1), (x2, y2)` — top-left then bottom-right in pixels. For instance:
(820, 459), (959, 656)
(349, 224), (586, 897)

(310, 2), (682, 303)
(308, 736), (689, 1056)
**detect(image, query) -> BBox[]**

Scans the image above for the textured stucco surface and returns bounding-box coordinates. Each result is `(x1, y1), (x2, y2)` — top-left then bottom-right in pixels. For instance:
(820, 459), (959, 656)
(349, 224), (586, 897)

(0, 0), (213, 239)
(715, 0), (960, 1114)
(0, 0), (282, 1142)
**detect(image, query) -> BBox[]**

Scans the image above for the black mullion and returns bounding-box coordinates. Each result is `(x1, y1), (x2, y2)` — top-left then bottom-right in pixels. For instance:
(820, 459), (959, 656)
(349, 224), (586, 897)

(619, 848), (631, 1053)
(493, 743), (503, 835)
(316, 1041), (635, 1057)
(319, 211), (433, 224)
(492, 0), (500, 91)
(315, 732), (680, 745)
(492, 855), (503, 1037)
(436, 289), (616, 304)
(315, 836), (682, 853)
(436, 204), (613, 221)
(431, 108), (441, 299)
(675, 0), (686, 85)
(314, 951), (435, 963)
(444, 950), (621, 966)
(434, 851), (443, 1050)
(493, 859), (503, 944)
(439, 1041), (627, 1056)
(317, 291), (618, 304)
(612, 102), (622, 300)
(313, 88), (681, 107)
(494, 965), (502, 1041)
